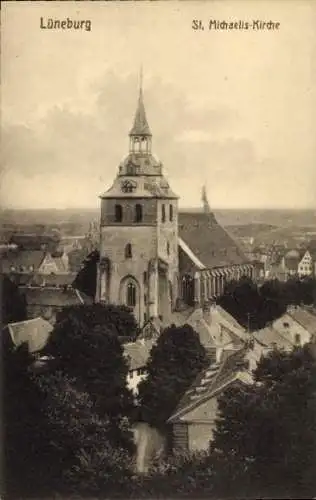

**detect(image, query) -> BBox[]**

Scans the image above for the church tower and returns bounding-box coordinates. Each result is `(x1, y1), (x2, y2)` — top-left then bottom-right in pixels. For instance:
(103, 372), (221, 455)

(97, 78), (179, 327)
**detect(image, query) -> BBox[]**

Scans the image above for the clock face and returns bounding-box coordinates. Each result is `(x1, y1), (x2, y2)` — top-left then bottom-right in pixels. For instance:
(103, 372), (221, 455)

(121, 180), (137, 193)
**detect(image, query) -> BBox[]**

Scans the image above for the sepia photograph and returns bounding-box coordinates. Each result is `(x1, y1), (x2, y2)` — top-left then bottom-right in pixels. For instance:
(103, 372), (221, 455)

(1, 1), (316, 498)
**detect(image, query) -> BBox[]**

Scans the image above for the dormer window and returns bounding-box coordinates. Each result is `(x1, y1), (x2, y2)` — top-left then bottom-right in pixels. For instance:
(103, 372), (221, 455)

(115, 204), (123, 222)
(135, 204), (143, 223)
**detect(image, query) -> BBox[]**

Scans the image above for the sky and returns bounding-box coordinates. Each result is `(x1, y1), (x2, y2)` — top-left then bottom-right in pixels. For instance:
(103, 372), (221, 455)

(1, 0), (316, 210)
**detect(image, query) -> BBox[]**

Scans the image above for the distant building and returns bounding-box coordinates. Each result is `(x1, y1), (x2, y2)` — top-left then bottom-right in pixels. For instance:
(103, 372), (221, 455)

(123, 339), (153, 397)
(3, 317), (53, 354)
(19, 286), (93, 325)
(167, 304), (316, 453)
(1, 250), (69, 275)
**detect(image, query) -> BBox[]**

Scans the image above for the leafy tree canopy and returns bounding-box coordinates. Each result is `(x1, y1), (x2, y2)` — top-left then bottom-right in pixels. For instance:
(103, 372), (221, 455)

(138, 324), (209, 429)
(44, 304), (136, 449)
(211, 344), (316, 498)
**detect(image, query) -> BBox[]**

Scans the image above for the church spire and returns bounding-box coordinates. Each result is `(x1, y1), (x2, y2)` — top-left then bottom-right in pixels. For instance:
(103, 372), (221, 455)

(202, 185), (211, 213)
(129, 67), (152, 138)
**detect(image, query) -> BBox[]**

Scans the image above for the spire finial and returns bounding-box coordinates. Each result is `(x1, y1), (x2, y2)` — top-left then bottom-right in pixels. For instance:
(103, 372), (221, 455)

(139, 64), (143, 96)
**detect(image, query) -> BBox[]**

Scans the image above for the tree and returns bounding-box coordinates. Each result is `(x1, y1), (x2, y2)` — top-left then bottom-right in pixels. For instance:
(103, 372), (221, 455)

(44, 303), (136, 451)
(2, 274), (27, 325)
(72, 249), (99, 298)
(2, 333), (134, 498)
(138, 324), (209, 429)
(211, 345), (316, 498)
(35, 370), (134, 497)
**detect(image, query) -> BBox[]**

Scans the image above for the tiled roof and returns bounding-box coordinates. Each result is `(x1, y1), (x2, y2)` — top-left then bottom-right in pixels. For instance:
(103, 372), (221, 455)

(252, 326), (293, 350)
(1, 250), (46, 273)
(168, 347), (252, 423)
(287, 308), (316, 337)
(5, 317), (53, 353)
(19, 286), (93, 307)
(178, 211), (248, 269)
(123, 340), (152, 371)
(26, 273), (77, 287)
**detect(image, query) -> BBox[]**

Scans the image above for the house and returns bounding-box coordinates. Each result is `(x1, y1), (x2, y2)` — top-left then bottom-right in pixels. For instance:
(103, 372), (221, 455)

(123, 339), (153, 397)
(3, 317), (53, 354)
(19, 286), (93, 325)
(1, 249), (69, 275)
(272, 308), (313, 347)
(1, 250), (47, 274)
(298, 250), (314, 278)
(167, 346), (261, 452)
(9, 233), (60, 253)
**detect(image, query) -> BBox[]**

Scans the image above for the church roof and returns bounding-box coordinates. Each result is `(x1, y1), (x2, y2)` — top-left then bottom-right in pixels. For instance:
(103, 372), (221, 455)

(129, 88), (151, 136)
(178, 211), (248, 269)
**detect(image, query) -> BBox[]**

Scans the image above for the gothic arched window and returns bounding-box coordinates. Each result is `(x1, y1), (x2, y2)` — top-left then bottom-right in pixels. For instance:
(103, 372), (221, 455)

(161, 204), (166, 223)
(135, 204), (143, 223)
(169, 204), (173, 222)
(126, 282), (137, 307)
(115, 204), (123, 222)
(125, 243), (132, 259)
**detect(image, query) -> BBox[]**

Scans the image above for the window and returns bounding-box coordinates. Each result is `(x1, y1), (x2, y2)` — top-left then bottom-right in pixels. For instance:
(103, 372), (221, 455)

(161, 204), (166, 222)
(143, 271), (147, 283)
(115, 204), (123, 222)
(283, 322), (289, 328)
(135, 204), (143, 223)
(125, 243), (132, 259)
(167, 242), (170, 256)
(295, 333), (301, 345)
(127, 282), (136, 307)
(169, 204), (173, 222)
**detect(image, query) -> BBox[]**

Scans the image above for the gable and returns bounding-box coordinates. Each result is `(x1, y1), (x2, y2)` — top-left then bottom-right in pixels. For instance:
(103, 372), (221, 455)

(179, 395), (218, 423)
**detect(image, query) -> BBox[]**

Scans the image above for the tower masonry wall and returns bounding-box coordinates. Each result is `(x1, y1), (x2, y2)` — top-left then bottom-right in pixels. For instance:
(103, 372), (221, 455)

(100, 225), (157, 305)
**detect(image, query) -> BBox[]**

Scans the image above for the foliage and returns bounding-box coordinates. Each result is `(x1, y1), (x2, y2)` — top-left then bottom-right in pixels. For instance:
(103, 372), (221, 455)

(36, 370), (134, 496)
(131, 451), (215, 498)
(138, 324), (209, 429)
(211, 345), (316, 498)
(72, 249), (99, 297)
(3, 336), (134, 498)
(44, 303), (136, 451)
(2, 274), (27, 325)
(218, 276), (316, 330)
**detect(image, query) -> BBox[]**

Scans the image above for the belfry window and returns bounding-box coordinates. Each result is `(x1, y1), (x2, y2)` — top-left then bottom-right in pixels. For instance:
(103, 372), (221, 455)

(169, 204), (173, 222)
(115, 204), (123, 222)
(135, 204), (143, 223)
(162, 204), (166, 223)
(127, 282), (137, 307)
(125, 243), (132, 259)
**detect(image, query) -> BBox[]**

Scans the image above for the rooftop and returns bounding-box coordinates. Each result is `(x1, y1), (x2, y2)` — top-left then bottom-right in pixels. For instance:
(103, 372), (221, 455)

(178, 211), (248, 269)
(4, 317), (53, 353)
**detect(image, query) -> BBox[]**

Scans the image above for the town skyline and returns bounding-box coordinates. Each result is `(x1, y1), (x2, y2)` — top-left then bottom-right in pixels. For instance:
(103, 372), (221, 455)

(2, 1), (315, 210)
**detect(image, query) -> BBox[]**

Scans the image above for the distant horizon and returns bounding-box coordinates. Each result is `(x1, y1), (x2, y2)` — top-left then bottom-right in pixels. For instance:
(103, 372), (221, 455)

(1, 206), (316, 212)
